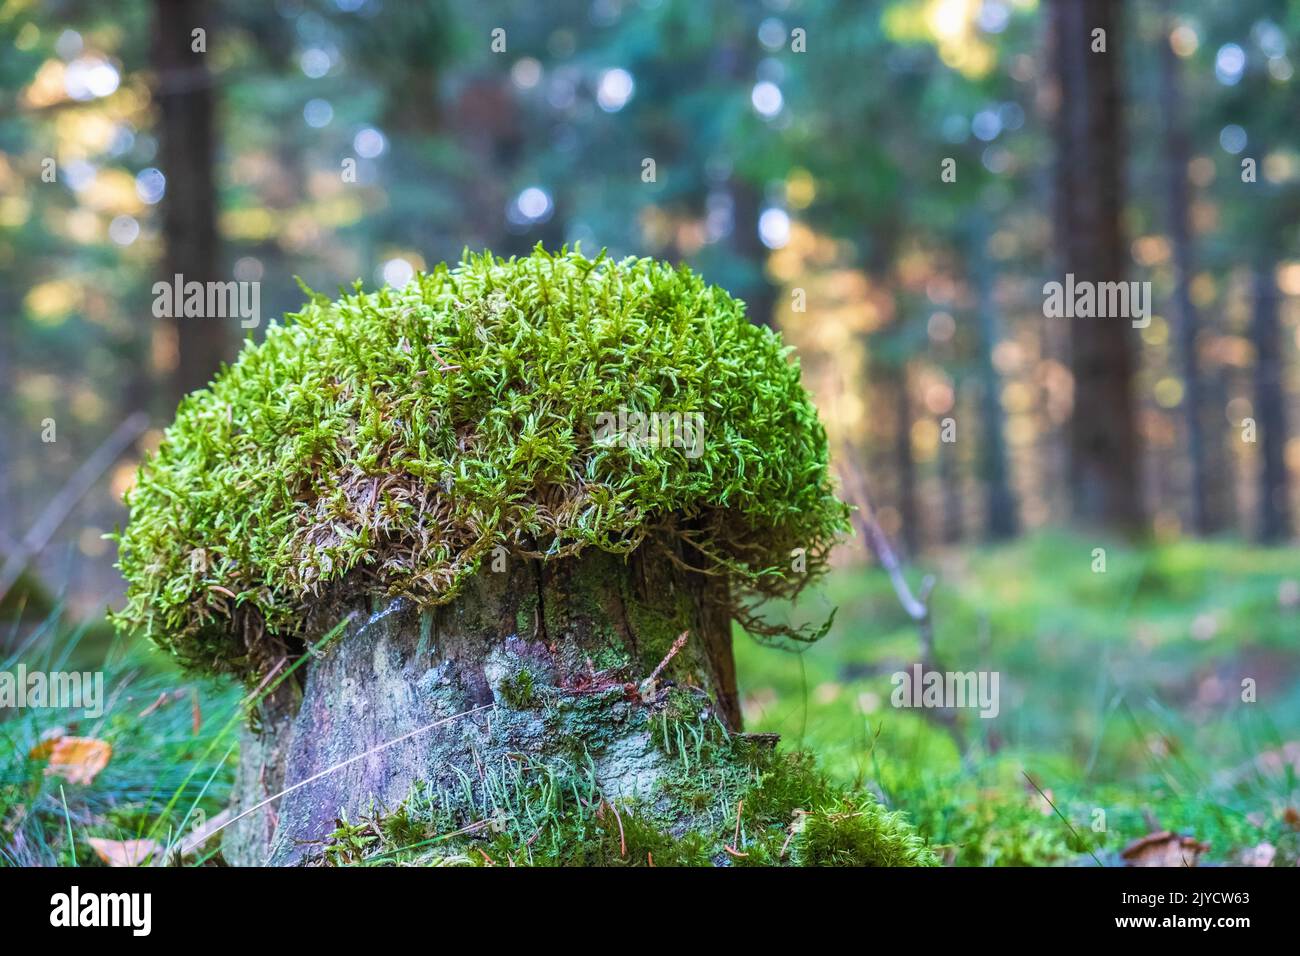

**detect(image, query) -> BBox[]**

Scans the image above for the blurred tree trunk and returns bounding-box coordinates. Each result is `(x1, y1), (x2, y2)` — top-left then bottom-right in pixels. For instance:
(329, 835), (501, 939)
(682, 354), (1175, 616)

(1204, 365), (1237, 531)
(1158, 6), (1211, 534)
(152, 0), (226, 405)
(1050, 0), (1145, 534)
(0, 286), (13, 547)
(721, 3), (777, 331)
(888, 360), (920, 556)
(1251, 260), (1292, 542)
(970, 224), (1018, 540)
(859, 218), (919, 556)
(939, 411), (964, 545)
(730, 179), (777, 329)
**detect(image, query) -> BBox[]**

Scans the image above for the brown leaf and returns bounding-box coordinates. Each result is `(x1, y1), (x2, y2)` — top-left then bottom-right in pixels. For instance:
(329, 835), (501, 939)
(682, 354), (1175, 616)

(88, 837), (160, 867)
(1120, 830), (1210, 867)
(27, 726), (67, 761)
(38, 736), (112, 785)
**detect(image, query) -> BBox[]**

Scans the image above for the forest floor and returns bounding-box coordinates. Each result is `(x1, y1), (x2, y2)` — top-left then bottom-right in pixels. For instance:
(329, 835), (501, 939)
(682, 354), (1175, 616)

(736, 532), (1300, 865)
(2, 532), (1298, 866)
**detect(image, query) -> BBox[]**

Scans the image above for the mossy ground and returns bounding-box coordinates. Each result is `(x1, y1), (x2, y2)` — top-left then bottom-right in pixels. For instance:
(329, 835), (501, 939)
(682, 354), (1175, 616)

(114, 247), (849, 681)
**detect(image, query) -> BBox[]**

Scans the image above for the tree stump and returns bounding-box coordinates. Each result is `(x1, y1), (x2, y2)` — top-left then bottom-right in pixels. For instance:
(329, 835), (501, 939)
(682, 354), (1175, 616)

(224, 546), (740, 865)
(118, 249), (933, 866)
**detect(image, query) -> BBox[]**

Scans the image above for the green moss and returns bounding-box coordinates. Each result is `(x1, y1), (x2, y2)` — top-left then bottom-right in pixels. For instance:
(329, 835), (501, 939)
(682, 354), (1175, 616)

(792, 797), (940, 867)
(344, 743), (935, 867)
(648, 687), (713, 755)
(113, 247), (849, 679)
(499, 668), (538, 709)
(513, 591), (538, 639)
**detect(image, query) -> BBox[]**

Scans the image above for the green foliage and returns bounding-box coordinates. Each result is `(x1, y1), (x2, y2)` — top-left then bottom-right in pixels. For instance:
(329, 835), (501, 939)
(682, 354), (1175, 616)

(12, 531), (1296, 868)
(0, 612), (240, 867)
(114, 247), (849, 678)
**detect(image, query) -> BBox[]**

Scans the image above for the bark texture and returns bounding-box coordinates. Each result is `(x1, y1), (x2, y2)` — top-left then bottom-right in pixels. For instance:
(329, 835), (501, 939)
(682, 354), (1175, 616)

(1050, 0), (1145, 534)
(1251, 260), (1292, 542)
(152, 0), (227, 405)
(223, 545), (739, 866)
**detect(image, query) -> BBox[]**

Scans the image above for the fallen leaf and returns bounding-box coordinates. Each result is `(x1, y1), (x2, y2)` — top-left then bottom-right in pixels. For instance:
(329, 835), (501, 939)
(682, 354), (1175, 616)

(27, 726), (68, 760)
(88, 838), (160, 867)
(38, 736), (112, 785)
(1120, 830), (1210, 867)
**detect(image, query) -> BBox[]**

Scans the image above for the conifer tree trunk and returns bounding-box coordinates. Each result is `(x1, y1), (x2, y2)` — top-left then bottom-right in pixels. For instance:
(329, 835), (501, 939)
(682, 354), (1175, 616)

(152, 0), (226, 404)
(888, 361), (921, 557)
(1251, 260), (1292, 542)
(1050, 0), (1145, 534)
(970, 224), (1018, 540)
(1159, 4), (1211, 535)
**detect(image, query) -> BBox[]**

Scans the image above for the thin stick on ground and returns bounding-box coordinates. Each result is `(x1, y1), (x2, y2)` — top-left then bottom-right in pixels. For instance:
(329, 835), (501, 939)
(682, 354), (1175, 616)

(836, 445), (962, 748)
(600, 798), (627, 858)
(724, 798), (748, 858)
(1023, 771), (1103, 867)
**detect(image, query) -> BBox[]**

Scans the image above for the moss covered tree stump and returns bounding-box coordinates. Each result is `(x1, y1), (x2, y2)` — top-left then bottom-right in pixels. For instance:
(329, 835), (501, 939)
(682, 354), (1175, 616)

(116, 249), (935, 866)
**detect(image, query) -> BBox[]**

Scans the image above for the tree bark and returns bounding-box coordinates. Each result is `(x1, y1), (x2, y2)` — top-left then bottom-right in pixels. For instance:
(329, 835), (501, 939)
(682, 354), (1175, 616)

(1158, 5), (1211, 534)
(730, 178), (778, 329)
(1251, 260), (1292, 542)
(1050, 0), (1145, 534)
(152, 0), (227, 404)
(939, 417), (964, 545)
(969, 223), (1018, 540)
(223, 545), (742, 866)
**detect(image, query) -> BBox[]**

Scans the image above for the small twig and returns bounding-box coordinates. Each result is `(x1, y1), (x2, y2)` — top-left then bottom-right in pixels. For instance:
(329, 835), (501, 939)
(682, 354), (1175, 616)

(723, 799), (748, 858)
(603, 799), (627, 858)
(779, 809), (809, 859)
(427, 343), (461, 371)
(639, 630), (689, 698)
(1023, 771), (1103, 867)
